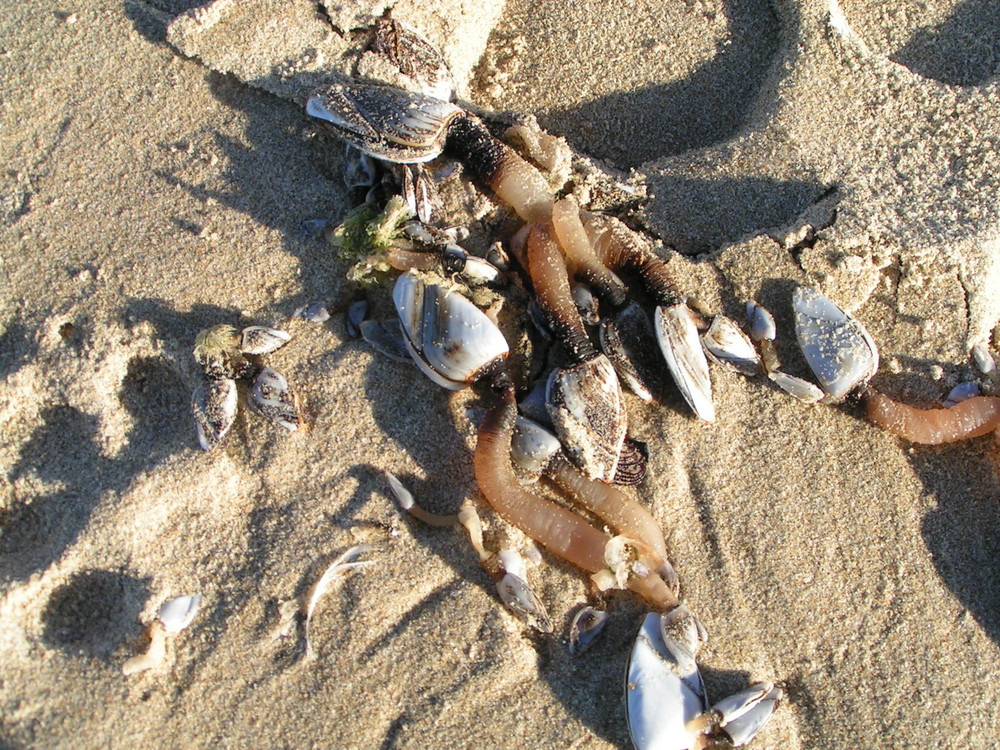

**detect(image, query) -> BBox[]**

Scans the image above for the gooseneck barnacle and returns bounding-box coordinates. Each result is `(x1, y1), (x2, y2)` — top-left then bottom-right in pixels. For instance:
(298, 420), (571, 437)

(473, 381), (678, 612)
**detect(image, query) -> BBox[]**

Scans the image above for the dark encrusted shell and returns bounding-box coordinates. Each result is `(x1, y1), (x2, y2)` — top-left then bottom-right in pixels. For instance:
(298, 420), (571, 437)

(612, 438), (648, 487)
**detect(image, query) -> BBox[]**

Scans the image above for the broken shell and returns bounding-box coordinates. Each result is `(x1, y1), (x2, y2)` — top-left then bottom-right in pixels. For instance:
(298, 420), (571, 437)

(306, 84), (463, 164)
(400, 163), (436, 223)
(943, 381), (980, 408)
(157, 595), (202, 635)
(746, 300), (776, 342)
(240, 326), (291, 355)
(768, 371), (825, 403)
(599, 302), (661, 403)
(360, 319), (413, 362)
(545, 354), (628, 483)
(439, 245), (501, 284)
(971, 341), (996, 375)
(459, 256), (501, 285)
(369, 17), (456, 102)
(191, 378), (238, 451)
(250, 367), (300, 431)
(343, 143), (379, 191)
(655, 304), (715, 422)
(296, 302), (332, 324)
(701, 684), (783, 747)
(384, 470), (415, 512)
(627, 609), (708, 750)
(393, 271), (509, 390)
(702, 316), (761, 376)
(568, 606), (609, 656)
(345, 300), (368, 337)
(517, 379), (552, 426)
(792, 287), (878, 401)
(511, 415), (562, 474)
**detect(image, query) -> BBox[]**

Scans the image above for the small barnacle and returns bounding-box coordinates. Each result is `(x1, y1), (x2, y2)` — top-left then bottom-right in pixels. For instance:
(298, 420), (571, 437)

(240, 326), (291, 355)
(194, 324), (254, 381)
(192, 378), (238, 451)
(123, 595), (202, 676)
(568, 606), (608, 656)
(495, 549), (553, 633)
(250, 367), (301, 431)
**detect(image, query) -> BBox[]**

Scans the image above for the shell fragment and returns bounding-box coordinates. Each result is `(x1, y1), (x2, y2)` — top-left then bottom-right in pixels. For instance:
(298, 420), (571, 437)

(792, 287), (878, 401)
(655, 304), (715, 422)
(702, 316), (761, 376)
(157, 595), (202, 635)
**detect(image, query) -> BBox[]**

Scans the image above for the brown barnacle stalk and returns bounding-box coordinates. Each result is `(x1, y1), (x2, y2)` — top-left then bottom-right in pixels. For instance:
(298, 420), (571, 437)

(473, 383), (677, 611)
(864, 388), (1000, 444)
(442, 113), (554, 223)
(546, 458), (671, 575)
(582, 212), (683, 308)
(526, 221), (599, 364)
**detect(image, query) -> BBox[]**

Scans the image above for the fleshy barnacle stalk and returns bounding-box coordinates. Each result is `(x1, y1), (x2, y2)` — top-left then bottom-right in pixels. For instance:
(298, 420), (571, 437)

(475, 383), (678, 611)
(511, 415), (676, 591)
(306, 84), (554, 223)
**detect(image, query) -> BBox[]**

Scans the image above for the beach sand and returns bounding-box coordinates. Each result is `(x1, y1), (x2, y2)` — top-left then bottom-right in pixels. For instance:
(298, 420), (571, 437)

(1, 0), (999, 747)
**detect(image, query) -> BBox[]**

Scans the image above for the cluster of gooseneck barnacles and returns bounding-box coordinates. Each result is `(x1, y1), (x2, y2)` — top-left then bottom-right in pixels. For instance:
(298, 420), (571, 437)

(191, 323), (301, 450)
(186, 16), (999, 750)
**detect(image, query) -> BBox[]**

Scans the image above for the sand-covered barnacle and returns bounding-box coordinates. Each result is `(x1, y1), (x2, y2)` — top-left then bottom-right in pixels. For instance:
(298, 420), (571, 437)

(307, 84), (463, 164)
(240, 326), (291, 355)
(191, 378), (238, 451)
(194, 324), (254, 381)
(250, 366), (301, 431)
(122, 595), (202, 676)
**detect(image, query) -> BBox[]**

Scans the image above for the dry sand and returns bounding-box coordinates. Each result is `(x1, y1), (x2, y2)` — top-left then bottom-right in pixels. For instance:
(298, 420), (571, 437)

(2, 0), (999, 748)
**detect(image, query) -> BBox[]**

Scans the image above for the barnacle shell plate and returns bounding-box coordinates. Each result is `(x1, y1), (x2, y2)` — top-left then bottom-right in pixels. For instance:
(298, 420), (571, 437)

(792, 287), (878, 401)
(511, 415), (562, 474)
(306, 84), (462, 164)
(654, 305), (715, 423)
(702, 315), (760, 376)
(393, 271), (509, 390)
(626, 610), (708, 750)
(545, 354), (627, 483)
